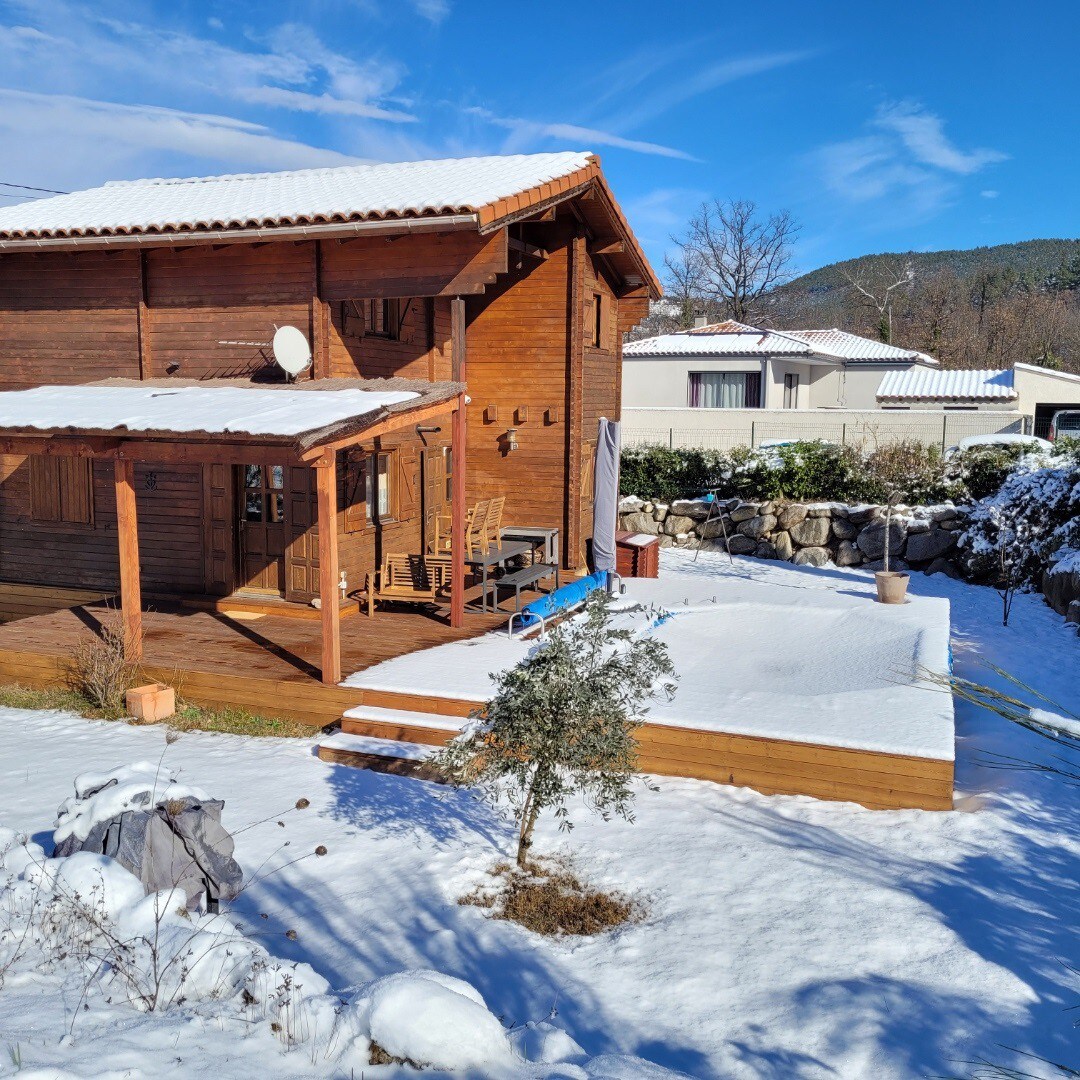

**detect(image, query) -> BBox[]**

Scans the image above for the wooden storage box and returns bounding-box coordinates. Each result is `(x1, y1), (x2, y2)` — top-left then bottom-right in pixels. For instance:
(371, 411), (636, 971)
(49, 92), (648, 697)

(615, 531), (660, 578)
(126, 682), (176, 722)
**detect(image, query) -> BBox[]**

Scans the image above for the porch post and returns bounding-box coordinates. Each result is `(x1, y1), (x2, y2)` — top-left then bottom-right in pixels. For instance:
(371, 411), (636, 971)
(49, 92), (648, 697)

(450, 296), (467, 628)
(113, 457), (143, 661)
(315, 451), (341, 685)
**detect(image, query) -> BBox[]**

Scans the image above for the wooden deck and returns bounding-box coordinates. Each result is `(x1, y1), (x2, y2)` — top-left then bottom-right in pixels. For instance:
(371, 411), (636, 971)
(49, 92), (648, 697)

(0, 584), (507, 726)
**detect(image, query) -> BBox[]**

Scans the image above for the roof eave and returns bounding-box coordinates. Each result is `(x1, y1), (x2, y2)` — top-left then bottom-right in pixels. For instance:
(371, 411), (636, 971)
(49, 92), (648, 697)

(0, 213), (479, 253)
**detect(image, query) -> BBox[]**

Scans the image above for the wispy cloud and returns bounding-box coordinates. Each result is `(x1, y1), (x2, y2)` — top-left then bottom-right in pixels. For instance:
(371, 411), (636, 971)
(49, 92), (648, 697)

(604, 51), (815, 132)
(811, 101), (1007, 223)
(981, 189), (1000, 199)
(0, 88), (360, 191)
(412, 0), (450, 23)
(873, 101), (1007, 175)
(469, 108), (698, 160)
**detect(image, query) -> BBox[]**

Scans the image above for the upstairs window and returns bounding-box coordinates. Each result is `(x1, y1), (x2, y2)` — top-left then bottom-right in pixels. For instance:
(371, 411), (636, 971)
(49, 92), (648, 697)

(29, 456), (94, 525)
(364, 298), (401, 340)
(590, 293), (603, 348)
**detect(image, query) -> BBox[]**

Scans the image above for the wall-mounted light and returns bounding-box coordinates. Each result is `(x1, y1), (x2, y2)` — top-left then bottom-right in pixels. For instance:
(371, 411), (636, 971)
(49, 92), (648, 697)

(506, 427), (519, 452)
(515, 405), (529, 424)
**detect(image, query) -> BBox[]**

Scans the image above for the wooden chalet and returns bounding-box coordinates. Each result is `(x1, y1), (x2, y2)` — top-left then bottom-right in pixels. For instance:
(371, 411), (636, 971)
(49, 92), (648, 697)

(0, 152), (658, 689)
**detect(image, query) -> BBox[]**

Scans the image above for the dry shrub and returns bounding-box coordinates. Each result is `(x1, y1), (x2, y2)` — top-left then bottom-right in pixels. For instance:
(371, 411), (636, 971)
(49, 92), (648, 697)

(69, 619), (137, 718)
(460, 859), (642, 937)
(368, 1042), (419, 1068)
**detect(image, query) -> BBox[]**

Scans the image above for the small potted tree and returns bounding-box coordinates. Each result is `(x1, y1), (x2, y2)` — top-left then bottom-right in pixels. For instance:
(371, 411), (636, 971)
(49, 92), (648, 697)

(875, 492), (910, 604)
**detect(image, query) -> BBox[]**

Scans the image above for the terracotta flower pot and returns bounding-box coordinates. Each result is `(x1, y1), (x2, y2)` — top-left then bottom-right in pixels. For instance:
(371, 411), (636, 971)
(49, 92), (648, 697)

(875, 571), (910, 605)
(126, 682), (176, 722)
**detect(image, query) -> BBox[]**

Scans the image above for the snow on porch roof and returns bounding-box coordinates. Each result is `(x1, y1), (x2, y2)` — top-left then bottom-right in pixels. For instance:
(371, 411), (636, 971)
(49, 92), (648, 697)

(0, 379), (460, 450)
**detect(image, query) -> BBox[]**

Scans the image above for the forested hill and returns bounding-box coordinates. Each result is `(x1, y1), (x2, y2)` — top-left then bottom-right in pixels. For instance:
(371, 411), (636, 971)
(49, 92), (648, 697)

(775, 238), (1080, 315)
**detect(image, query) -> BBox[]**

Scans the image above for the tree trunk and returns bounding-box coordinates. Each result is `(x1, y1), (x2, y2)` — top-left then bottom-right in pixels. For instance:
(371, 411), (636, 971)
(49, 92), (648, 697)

(516, 783), (542, 868)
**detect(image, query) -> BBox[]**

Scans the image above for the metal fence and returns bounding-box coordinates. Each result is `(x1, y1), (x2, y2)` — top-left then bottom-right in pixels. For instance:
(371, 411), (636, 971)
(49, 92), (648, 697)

(622, 408), (1032, 453)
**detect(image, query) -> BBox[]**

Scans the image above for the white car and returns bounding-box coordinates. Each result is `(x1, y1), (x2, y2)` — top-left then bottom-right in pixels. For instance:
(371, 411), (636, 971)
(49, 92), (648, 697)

(949, 433), (1053, 456)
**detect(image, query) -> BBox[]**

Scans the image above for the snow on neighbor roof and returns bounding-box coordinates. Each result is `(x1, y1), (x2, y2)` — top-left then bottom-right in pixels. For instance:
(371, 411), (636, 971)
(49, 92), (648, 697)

(624, 320), (935, 363)
(623, 327), (810, 357)
(0, 379), (459, 449)
(0, 152), (596, 240)
(783, 328), (931, 363)
(877, 367), (1017, 401)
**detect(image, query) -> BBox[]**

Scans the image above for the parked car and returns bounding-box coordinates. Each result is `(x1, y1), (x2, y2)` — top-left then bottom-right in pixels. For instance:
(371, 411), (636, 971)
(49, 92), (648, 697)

(946, 433), (1052, 457)
(1049, 409), (1080, 441)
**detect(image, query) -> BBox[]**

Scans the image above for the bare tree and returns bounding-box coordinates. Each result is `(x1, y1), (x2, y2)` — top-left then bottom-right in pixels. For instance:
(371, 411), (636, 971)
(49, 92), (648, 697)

(842, 257), (915, 343)
(667, 199), (799, 324)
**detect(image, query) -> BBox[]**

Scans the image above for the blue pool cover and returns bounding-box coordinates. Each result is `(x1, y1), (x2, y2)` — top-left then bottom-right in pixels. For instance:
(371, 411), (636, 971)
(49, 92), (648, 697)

(516, 571), (608, 629)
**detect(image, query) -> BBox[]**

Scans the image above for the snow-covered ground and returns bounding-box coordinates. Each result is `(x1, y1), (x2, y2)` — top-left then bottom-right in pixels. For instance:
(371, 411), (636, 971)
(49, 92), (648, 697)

(346, 557), (954, 760)
(1, 551), (1077, 1079)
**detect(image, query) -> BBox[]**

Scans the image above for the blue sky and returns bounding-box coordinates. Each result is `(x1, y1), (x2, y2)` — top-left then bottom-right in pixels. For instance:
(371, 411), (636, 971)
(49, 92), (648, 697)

(2, 0), (1077, 277)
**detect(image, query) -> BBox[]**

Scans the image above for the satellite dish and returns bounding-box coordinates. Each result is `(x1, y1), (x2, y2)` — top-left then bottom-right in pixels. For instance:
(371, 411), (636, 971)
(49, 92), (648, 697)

(272, 326), (312, 377)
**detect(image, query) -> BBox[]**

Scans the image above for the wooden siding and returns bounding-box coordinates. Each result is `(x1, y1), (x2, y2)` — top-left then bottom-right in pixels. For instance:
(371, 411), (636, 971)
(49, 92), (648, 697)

(464, 223), (576, 559)
(339, 705), (953, 812)
(0, 251), (141, 387)
(0, 456), (203, 593)
(145, 245), (311, 379)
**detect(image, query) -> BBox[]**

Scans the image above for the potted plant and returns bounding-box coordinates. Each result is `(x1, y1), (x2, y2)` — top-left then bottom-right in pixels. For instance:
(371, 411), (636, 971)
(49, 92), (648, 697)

(875, 492), (909, 604)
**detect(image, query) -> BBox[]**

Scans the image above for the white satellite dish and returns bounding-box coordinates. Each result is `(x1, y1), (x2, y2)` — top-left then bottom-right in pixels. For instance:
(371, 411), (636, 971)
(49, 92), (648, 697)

(272, 325), (312, 377)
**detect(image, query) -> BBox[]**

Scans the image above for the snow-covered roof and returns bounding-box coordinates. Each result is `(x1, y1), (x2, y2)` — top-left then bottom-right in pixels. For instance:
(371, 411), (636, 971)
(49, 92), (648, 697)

(623, 328), (809, 357)
(0, 379), (456, 450)
(624, 320), (934, 364)
(876, 368), (1017, 401)
(0, 152), (595, 240)
(783, 328), (931, 364)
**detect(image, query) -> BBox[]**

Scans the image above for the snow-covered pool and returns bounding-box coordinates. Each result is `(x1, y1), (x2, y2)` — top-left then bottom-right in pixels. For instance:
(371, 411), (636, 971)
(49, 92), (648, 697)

(345, 554), (954, 761)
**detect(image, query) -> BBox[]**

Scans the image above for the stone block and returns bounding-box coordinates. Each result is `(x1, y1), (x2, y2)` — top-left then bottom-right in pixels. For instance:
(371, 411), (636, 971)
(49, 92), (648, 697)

(790, 516), (831, 547)
(738, 514), (777, 540)
(777, 504), (808, 530)
(835, 540), (862, 566)
(727, 535), (757, 556)
(663, 514), (696, 536)
(857, 520), (907, 560)
(773, 531), (794, 561)
(831, 518), (858, 541)
(905, 528), (957, 563)
(622, 512), (659, 535)
(730, 503), (759, 523)
(793, 546), (831, 567)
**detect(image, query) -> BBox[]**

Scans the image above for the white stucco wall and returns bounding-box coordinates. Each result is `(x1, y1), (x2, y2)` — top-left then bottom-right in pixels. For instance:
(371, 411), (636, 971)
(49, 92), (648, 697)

(622, 356), (762, 409)
(1014, 364), (1080, 410)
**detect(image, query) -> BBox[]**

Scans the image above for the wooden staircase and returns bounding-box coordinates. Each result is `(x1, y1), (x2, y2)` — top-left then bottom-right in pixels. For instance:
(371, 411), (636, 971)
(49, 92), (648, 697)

(315, 687), (479, 780)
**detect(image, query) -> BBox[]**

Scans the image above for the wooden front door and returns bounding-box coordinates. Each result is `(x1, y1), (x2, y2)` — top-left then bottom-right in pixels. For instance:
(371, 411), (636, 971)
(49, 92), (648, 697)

(285, 465), (319, 602)
(237, 464), (286, 593)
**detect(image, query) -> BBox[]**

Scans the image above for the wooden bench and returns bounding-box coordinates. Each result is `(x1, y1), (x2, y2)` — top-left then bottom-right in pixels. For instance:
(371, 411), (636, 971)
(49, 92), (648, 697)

(484, 562), (558, 612)
(361, 554), (452, 617)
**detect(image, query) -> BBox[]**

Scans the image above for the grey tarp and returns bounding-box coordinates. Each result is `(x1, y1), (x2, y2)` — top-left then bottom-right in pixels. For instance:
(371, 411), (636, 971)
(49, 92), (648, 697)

(592, 416), (621, 574)
(53, 787), (243, 908)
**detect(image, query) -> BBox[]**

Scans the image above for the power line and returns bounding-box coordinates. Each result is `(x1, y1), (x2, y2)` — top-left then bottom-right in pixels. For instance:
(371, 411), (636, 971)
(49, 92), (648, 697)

(0, 181), (69, 195)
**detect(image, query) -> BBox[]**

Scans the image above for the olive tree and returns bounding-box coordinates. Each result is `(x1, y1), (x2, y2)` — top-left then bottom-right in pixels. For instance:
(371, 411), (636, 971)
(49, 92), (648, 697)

(437, 591), (677, 867)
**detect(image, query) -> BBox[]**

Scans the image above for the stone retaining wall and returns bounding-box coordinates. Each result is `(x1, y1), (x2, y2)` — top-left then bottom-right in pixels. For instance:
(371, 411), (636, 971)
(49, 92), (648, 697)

(618, 495), (966, 576)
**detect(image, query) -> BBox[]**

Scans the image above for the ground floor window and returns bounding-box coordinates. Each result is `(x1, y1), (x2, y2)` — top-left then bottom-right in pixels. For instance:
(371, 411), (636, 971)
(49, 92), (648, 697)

(344, 450), (394, 531)
(783, 372), (800, 409)
(29, 456), (94, 525)
(688, 371), (761, 408)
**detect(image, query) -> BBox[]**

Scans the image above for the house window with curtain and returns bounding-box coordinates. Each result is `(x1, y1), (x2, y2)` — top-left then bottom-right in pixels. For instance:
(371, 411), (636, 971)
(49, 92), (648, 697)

(687, 372), (762, 409)
(343, 450), (394, 532)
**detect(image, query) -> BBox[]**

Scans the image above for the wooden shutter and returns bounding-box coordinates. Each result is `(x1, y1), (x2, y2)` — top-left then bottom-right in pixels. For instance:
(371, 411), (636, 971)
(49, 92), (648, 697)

(395, 452), (416, 520)
(29, 456), (61, 521)
(343, 454), (369, 533)
(59, 458), (93, 524)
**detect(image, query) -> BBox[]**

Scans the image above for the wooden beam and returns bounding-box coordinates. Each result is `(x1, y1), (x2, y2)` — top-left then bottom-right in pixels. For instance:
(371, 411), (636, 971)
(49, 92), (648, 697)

(136, 250), (151, 379)
(450, 298), (467, 629)
(311, 240), (331, 379)
(507, 236), (548, 260)
(298, 399), (457, 461)
(113, 458), (143, 662)
(315, 452), (341, 686)
(116, 440), (299, 466)
(589, 239), (624, 256)
(0, 436), (121, 458)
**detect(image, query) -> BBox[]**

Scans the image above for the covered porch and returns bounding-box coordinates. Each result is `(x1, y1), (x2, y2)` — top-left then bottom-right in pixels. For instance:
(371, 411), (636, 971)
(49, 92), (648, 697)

(0, 373), (475, 687)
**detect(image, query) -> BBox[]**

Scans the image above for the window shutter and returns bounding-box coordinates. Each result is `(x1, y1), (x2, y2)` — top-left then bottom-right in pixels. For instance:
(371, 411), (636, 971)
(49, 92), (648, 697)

(59, 458), (93, 524)
(343, 456), (368, 533)
(29, 456), (60, 521)
(395, 453), (415, 519)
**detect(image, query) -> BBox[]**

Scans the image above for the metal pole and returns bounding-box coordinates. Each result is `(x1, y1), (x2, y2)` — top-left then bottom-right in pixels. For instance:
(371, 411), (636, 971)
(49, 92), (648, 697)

(750, 420), (756, 448)
(941, 414), (948, 455)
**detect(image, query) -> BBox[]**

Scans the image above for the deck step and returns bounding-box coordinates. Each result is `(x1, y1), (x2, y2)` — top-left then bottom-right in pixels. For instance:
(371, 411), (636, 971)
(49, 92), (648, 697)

(316, 730), (447, 782)
(340, 703), (468, 745)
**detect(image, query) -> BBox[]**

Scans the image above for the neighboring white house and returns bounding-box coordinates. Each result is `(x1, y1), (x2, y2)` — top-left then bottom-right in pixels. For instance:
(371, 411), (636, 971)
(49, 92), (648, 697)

(624, 321), (1080, 423)
(622, 320), (938, 412)
(876, 363), (1080, 436)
